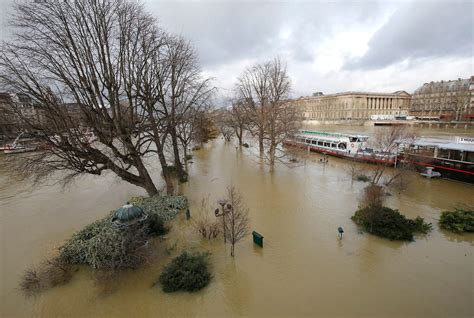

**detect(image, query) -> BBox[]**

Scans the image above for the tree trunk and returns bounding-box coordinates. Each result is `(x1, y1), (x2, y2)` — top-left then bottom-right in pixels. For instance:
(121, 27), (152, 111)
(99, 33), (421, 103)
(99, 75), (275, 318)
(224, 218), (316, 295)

(258, 134), (264, 156)
(231, 244), (234, 257)
(121, 137), (159, 196)
(135, 157), (159, 196)
(109, 159), (159, 196)
(170, 129), (186, 181)
(269, 143), (276, 172)
(237, 126), (243, 146)
(143, 177), (159, 196)
(156, 147), (174, 195)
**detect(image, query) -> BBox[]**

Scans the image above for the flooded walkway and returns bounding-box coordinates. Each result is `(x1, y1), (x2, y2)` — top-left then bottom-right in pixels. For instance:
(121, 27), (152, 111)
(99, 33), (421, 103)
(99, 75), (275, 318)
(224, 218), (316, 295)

(1, 136), (473, 317)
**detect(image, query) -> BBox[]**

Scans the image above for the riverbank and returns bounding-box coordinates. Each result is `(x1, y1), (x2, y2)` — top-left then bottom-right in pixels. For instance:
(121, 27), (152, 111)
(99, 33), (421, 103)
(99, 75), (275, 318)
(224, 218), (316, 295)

(1, 137), (473, 317)
(303, 119), (474, 129)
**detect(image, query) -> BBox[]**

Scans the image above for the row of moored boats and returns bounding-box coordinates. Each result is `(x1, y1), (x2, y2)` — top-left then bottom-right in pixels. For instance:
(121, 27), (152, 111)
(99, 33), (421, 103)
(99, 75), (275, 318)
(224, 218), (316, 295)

(285, 130), (474, 183)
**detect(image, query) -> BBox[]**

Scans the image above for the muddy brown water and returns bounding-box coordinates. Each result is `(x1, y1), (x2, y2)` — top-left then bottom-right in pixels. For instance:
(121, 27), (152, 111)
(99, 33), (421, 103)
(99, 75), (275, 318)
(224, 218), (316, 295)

(1, 126), (473, 317)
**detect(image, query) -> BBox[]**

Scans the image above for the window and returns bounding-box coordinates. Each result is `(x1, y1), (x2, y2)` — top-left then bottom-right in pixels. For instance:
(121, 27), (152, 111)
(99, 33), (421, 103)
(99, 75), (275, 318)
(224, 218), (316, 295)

(451, 150), (463, 161)
(437, 148), (450, 159)
(464, 151), (474, 163)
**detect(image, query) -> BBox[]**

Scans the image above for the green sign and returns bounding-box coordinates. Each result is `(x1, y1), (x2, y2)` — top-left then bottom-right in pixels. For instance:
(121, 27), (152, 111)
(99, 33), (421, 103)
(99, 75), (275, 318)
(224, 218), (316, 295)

(252, 231), (264, 247)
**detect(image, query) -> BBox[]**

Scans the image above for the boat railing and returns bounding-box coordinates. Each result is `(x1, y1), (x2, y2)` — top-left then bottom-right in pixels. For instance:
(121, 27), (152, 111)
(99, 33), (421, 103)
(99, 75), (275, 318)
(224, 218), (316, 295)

(299, 130), (367, 139)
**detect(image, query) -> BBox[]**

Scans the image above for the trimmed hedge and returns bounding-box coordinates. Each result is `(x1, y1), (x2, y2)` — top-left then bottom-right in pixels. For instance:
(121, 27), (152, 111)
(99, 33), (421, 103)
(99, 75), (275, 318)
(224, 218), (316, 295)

(59, 195), (187, 269)
(352, 205), (432, 241)
(439, 208), (474, 233)
(129, 195), (188, 221)
(159, 251), (211, 293)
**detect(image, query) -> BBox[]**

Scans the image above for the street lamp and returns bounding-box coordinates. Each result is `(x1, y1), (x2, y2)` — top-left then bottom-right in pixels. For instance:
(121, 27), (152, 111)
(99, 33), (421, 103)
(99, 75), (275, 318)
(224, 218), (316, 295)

(215, 199), (232, 243)
(338, 226), (344, 240)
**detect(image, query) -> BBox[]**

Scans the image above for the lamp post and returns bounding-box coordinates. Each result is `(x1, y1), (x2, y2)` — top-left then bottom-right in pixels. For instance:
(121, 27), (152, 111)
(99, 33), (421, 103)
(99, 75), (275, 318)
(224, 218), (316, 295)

(338, 227), (344, 240)
(215, 199), (232, 243)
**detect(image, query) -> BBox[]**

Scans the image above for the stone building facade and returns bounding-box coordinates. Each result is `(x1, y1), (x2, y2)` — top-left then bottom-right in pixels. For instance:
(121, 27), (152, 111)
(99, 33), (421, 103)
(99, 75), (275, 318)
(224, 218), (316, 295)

(292, 91), (411, 121)
(410, 77), (473, 121)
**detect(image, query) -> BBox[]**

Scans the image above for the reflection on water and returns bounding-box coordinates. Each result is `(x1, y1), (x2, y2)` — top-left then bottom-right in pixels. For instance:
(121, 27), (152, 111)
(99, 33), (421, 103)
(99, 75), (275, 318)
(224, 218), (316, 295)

(1, 130), (473, 317)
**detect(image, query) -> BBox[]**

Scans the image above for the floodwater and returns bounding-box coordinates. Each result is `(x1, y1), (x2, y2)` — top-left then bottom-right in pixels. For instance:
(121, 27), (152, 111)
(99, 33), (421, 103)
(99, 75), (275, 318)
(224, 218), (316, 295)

(1, 126), (473, 318)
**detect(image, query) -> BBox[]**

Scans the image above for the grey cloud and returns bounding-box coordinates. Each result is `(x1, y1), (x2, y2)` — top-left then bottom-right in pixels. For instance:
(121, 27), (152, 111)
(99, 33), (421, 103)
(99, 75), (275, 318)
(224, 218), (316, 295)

(145, 1), (387, 67)
(345, 1), (474, 70)
(2, 0), (470, 97)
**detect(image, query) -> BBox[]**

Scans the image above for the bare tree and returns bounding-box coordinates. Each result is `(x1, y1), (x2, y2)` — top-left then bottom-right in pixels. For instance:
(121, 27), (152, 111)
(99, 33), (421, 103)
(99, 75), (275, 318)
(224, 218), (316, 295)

(235, 57), (301, 170)
(366, 126), (416, 186)
(451, 85), (471, 121)
(0, 0), (214, 195)
(0, 0), (164, 195)
(136, 31), (214, 188)
(192, 109), (219, 146)
(223, 185), (250, 257)
(214, 108), (234, 142)
(235, 61), (270, 156)
(264, 58), (300, 171)
(228, 100), (247, 146)
(159, 36), (215, 182)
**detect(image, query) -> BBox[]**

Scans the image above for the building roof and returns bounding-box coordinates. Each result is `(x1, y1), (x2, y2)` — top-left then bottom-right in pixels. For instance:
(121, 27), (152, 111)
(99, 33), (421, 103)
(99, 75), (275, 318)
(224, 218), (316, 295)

(413, 78), (471, 95)
(409, 137), (474, 152)
(295, 90), (410, 100)
(112, 203), (147, 226)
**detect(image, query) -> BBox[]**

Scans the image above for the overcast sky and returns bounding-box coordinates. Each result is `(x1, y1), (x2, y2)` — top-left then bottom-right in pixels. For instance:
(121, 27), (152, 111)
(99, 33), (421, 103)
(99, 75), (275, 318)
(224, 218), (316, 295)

(1, 0), (473, 102)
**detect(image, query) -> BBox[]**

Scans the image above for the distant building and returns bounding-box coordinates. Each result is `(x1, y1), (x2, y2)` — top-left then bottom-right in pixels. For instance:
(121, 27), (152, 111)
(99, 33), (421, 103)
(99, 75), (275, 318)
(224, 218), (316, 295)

(0, 92), (46, 137)
(0, 93), (17, 137)
(410, 77), (473, 121)
(292, 91), (411, 121)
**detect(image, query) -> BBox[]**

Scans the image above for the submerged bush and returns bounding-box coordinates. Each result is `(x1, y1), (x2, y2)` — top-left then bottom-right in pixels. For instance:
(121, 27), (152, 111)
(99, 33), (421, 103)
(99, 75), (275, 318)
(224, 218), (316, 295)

(20, 269), (41, 295)
(355, 174), (370, 182)
(20, 258), (72, 296)
(352, 205), (432, 241)
(147, 213), (169, 236)
(192, 198), (221, 240)
(439, 208), (474, 233)
(159, 251), (211, 293)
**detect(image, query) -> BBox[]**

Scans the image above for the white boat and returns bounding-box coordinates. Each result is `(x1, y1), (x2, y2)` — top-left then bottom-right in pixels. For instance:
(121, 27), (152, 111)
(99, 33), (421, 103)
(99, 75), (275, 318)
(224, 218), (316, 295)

(3, 144), (37, 154)
(285, 130), (397, 165)
(2, 132), (37, 154)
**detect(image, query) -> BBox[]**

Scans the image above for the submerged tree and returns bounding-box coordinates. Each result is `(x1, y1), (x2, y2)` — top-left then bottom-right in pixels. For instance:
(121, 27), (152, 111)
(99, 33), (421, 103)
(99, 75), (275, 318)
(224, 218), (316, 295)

(222, 185), (250, 257)
(367, 126), (416, 187)
(229, 100), (247, 146)
(235, 57), (300, 170)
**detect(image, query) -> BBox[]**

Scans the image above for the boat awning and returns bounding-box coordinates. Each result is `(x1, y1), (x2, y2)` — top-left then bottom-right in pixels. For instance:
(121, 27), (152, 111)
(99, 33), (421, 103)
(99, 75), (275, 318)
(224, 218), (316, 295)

(404, 138), (474, 152)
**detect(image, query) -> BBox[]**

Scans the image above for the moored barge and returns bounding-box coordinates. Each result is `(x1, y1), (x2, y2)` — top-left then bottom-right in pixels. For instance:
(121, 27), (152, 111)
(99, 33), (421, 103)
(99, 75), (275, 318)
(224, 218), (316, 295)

(396, 136), (474, 183)
(285, 130), (397, 165)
